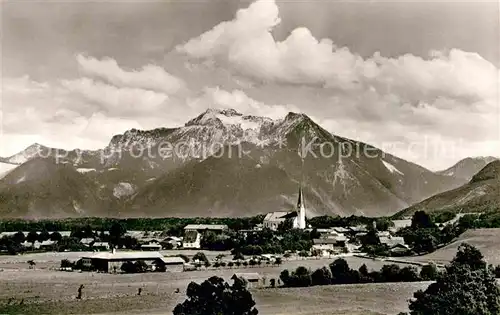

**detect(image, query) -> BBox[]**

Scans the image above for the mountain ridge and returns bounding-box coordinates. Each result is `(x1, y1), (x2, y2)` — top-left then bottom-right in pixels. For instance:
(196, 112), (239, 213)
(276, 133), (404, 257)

(0, 108), (465, 219)
(394, 160), (500, 219)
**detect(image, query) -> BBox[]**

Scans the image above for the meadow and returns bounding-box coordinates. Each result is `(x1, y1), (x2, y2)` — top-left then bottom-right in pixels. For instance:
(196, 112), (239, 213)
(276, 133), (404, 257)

(0, 251), (424, 315)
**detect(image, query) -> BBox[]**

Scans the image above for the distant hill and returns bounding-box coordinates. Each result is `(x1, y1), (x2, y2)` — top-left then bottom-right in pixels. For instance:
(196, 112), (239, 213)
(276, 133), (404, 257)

(0, 109), (463, 219)
(395, 160), (500, 218)
(437, 156), (498, 181)
(405, 228), (500, 266)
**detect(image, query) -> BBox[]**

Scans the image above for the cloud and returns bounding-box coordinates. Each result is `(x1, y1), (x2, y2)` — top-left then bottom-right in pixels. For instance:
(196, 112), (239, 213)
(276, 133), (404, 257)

(175, 0), (499, 170)
(187, 87), (298, 120)
(176, 0), (499, 105)
(61, 78), (169, 117)
(76, 54), (186, 94)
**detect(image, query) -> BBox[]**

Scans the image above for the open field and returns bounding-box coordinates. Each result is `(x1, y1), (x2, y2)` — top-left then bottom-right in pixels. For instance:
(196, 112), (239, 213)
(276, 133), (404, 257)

(406, 228), (500, 266)
(0, 251), (426, 314)
(0, 264), (430, 315)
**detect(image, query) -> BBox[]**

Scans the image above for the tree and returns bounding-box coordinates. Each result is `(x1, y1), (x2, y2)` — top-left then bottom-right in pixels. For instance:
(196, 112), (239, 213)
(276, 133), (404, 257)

(358, 264), (372, 283)
(311, 266), (333, 285)
(420, 263), (439, 281)
(38, 230), (50, 242)
(13, 231), (25, 244)
(329, 258), (354, 284)
(26, 231), (38, 245)
(293, 266), (312, 287)
(411, 211), (435, 229)
(405, 243), (500, 315)
(173, 276), (258, 315)
(399, 266), (420, 282)
(50, 231), (62, 242)
(109, 222), (126, 245)
(451, 242), (486, 270)
(376, 218), (394, 231)
(277, 218), (294, 233)
(381, 264), (401, 282)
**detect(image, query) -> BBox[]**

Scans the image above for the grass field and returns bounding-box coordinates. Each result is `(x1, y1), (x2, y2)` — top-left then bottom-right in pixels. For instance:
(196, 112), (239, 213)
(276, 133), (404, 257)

(0, 251), (425, 315)
(406, 228), (500, 266)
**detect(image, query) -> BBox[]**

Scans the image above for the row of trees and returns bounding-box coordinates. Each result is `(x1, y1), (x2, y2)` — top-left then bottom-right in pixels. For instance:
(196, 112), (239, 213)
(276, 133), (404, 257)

(173, 244), (500, 315)
(0, 216), (265, 236)
(279, 258), (439, 288)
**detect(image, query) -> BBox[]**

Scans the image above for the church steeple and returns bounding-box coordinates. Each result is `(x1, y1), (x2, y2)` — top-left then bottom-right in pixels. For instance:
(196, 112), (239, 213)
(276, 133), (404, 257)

(296, 185), (306, 229)
(295, 127), (306, 229)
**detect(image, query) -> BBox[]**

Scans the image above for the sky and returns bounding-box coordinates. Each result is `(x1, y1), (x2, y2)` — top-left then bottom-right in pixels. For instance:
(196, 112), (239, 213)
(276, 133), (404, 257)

(1, 0), (499, 170)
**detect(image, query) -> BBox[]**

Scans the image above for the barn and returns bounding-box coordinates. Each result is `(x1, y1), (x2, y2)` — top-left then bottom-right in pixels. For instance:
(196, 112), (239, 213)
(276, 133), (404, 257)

(81, 250), (184, 273)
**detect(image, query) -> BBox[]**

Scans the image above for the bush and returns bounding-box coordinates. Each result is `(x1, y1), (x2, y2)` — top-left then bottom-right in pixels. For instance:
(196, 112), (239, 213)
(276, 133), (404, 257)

(420, 263), (439, 281)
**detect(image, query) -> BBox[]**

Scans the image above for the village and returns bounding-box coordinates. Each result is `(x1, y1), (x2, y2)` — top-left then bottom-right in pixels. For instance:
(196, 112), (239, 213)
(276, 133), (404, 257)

(0, 187), (422, 280)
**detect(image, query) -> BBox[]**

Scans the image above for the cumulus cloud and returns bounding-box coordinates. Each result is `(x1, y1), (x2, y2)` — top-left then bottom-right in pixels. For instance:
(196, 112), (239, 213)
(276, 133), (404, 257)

(187, 87), (299, 120)
(76, 54), (186, 94)
(61, 78), (169, 117)
(175, 0), (499, 169)
(176, 0), (499, 106)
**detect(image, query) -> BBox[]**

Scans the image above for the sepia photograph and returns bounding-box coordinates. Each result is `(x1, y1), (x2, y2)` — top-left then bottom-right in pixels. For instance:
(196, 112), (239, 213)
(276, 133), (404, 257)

(0, 0), (499, 314)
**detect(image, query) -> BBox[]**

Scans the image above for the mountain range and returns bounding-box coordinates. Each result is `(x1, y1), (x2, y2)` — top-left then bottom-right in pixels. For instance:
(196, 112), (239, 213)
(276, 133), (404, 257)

(0, 108), (482, 219)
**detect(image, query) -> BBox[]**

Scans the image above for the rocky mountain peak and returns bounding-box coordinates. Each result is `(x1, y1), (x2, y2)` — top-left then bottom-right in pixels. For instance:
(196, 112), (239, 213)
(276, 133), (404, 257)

(4, 143), (50, 165)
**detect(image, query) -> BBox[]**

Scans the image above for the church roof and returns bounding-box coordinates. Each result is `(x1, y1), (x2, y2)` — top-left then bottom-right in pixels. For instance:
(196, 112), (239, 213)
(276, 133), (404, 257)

(263, 211), (293, 222)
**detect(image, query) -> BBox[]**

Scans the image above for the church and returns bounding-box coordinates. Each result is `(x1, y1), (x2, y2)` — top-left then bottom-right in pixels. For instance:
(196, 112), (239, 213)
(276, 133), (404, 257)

(262, 187), (307, 231)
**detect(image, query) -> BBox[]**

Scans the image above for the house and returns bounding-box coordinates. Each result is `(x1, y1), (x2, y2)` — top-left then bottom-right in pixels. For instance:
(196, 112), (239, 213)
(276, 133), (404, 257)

(231, 273), (262, 288)
(349, 226), (368, 234)
(390, 219), (412, 233)
(379, 236), (410, 255)
(81, 250), (184, 273)
(80, 238), (94, 246)
(92, 242), (110, 251)
(333, 227), (350, 234)
(312, 234), (348, 256)
(376, 231), (391, 238)
(389, 243), (411, 255)
(183, 224), (229, 249)
(39, 240), (56, 250)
